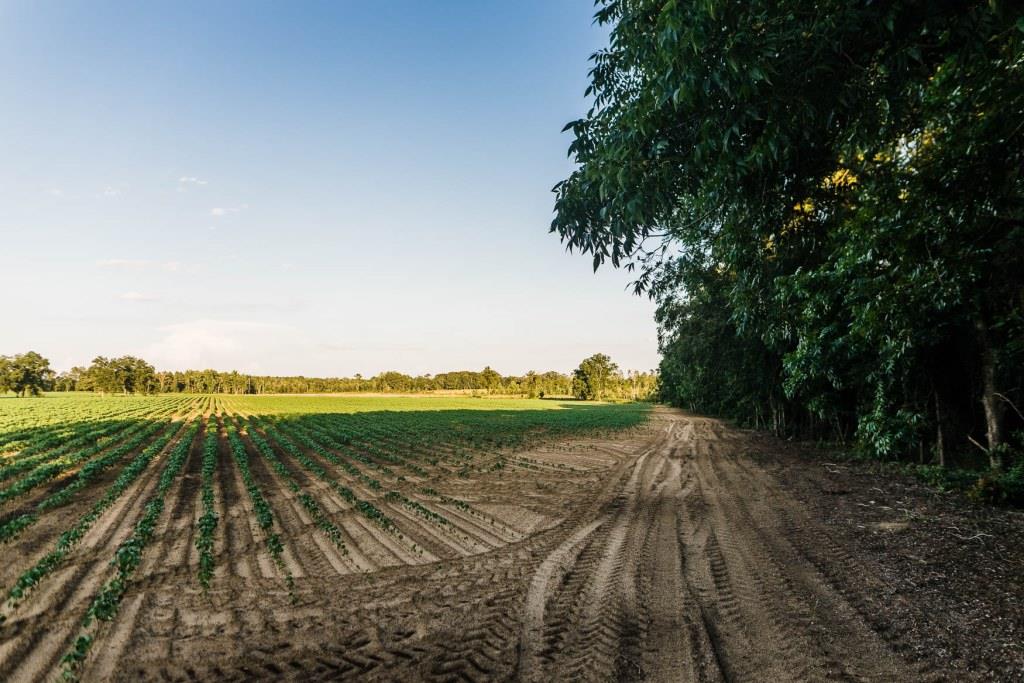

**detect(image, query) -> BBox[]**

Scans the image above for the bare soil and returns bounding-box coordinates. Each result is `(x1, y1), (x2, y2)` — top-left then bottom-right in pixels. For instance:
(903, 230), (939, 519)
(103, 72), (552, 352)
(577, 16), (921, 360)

(1, 407), (1021, 681)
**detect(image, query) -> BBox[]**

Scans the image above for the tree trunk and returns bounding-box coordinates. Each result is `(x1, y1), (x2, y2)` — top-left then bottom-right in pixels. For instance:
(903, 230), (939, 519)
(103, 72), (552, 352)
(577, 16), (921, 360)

(934, 389), (946, 468)
(976, 318), (1004, 470)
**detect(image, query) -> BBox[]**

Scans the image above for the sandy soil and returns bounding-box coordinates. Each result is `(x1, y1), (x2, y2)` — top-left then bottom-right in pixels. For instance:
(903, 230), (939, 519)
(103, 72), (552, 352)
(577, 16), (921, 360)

(1, 407), (1021, 681)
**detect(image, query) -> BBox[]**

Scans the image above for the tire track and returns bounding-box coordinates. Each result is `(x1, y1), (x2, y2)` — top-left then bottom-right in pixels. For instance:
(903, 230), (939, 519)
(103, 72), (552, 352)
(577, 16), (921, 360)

(517, 410), (916, 682)
(518, 427), (671, 681)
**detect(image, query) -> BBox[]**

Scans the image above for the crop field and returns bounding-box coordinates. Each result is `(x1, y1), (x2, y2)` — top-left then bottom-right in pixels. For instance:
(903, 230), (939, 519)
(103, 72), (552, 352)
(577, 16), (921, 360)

(1, 394), (1017, 681)
(0, 393), (650, 681)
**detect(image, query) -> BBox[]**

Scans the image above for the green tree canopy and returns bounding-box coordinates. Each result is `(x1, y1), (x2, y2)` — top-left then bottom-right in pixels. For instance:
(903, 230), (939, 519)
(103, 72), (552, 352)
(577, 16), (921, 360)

(81, 356), (158, 395)
(0, 352), (54, 397)
(54, 360), (657, 401)
(573, 353), (620, 400)
(553, 1), (1024, 470)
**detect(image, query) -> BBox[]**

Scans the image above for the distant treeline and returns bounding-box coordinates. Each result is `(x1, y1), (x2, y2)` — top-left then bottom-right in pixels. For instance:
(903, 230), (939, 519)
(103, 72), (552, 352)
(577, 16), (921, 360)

(12, 353), (657, 400)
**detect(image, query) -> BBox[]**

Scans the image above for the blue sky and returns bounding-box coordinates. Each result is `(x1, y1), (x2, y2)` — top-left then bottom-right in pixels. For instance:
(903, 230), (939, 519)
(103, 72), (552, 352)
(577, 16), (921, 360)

(0, 1), (658, 377)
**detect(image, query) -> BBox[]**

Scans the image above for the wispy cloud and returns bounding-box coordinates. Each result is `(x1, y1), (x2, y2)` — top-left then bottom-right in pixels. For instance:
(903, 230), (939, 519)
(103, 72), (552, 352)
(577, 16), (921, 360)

(97, 258), (150, 269)
(118, 291), (158, 302)
(47, 188), (64, 197)
(177, 176), (208, 192)
(102, 186), (121, 197)
(210, 204), (248, 217)
(96, 259), (184, 272)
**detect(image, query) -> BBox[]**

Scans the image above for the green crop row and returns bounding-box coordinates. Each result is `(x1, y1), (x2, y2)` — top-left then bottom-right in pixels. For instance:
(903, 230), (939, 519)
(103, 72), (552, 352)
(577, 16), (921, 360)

(195, 427), (219, 589)
(3, 421), (197, 620)
(244, 418), (349, 555)
(256, 417), (398, 535)
(0, 420), (175, 545)
(224, 421), (292, 595)
(59, 420), (200, 680)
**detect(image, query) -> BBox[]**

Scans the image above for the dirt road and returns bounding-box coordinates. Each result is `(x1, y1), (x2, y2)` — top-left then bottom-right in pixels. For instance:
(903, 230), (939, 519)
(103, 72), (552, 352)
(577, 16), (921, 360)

(516, 410), (912, 682)
(5, 407), (1020, 681)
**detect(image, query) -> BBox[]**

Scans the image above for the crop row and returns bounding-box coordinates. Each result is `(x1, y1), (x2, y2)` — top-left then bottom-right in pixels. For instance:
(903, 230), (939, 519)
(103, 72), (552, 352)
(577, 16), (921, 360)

(2, 421), (195, 620)
(224, 420), (293, 595)
(0, 395), (188, 446)
(242, 417), (349, 554)
(0, 420), (176, 544)
(254, 417), (399, 535)
(0, 396), (184, 479)
(278, 419), (458, 519)
(195, 427), (219, 589)
(58, 421), (200, 680)
(0, 419), (170, 507)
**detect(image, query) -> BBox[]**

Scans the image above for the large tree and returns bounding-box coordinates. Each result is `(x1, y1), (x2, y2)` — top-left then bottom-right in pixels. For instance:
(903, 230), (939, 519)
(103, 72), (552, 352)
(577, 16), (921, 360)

(573, 353), (620, 400)
(553, 1), (1023, 469)
(82, 356), (158, 395)
(0, 351), (54, 397)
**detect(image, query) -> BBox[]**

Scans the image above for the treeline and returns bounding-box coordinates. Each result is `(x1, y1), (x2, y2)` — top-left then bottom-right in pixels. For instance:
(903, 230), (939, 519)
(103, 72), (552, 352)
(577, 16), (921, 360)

(553, 2), (1023, 496)
(8, 352), (657, 401)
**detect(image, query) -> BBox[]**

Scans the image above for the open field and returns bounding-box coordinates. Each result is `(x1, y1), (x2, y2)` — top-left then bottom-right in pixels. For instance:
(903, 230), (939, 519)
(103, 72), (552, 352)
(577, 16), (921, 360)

(1, 394), (1021, 681)
(0, 394), (649, 680)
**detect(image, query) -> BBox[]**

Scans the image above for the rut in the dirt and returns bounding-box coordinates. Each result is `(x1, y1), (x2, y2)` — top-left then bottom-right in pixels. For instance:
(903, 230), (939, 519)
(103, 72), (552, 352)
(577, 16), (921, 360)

(517, 411), (913, 683)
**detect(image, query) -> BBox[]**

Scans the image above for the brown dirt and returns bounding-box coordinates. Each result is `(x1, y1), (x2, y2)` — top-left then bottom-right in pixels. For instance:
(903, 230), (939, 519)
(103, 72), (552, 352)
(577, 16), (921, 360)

(1, 407), (1022, 681)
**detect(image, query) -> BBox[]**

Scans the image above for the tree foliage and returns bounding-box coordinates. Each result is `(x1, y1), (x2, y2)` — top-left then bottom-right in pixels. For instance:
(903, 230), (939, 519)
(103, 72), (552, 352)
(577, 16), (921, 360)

(553, 1), (1024, 472)
(0, 352), (54, 397)
(573, 353), (620, 400)
(78, 357), (158, 395)
(53, 359), (658, 400)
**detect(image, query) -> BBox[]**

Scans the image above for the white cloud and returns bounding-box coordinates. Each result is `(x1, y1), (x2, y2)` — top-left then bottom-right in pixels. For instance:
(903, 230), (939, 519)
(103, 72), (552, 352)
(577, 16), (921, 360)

(118, 291), (158, 302)
(145, 319), (301, 371)
(97, 258), (150, 269)
(210, 204), (248, 217)
(47, 188), (64, 197)
(96, 259), (186, 272)
(178, 176), (207, 186)
(102, 186), (121, 197)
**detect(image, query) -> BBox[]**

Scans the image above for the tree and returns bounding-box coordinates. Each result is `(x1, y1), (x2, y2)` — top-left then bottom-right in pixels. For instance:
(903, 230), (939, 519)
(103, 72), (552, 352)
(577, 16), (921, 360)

(477, 366), (500, 394)
(572, 354), (619, 401)
(524, 370), (539, 398)
(53, 366), (86, 392)
(553, 1), (1023, 470)
(82, 356), (157, 395)
(37, 355), (655, 401)
(0, 351), (54, 397)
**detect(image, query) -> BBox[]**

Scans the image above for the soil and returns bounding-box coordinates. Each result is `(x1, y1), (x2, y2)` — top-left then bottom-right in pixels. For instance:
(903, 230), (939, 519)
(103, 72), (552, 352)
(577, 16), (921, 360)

(1, 407), (1021, 681)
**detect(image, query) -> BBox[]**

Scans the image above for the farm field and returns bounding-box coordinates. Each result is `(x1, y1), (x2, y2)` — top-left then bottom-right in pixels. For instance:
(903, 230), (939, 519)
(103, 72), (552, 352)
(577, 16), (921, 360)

(0, 394), (650, 680)
(1, 394), (1021, 681)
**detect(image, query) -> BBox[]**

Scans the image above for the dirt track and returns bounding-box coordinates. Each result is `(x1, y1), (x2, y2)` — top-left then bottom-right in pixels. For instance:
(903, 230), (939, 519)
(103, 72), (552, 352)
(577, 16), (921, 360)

(516, 410), (911, 682)
(3, 406), (1021, 681)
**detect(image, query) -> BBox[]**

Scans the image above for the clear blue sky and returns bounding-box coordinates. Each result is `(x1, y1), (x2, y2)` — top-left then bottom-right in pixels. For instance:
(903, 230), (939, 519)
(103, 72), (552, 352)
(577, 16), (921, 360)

(0, 1), (659, 377)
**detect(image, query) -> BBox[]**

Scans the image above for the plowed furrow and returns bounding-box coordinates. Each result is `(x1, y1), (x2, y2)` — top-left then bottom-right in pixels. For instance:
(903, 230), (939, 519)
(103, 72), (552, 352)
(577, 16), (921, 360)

(238, 422), (357, 573)
(0, 422), (195, 681)
(141, 420), (204, 576)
